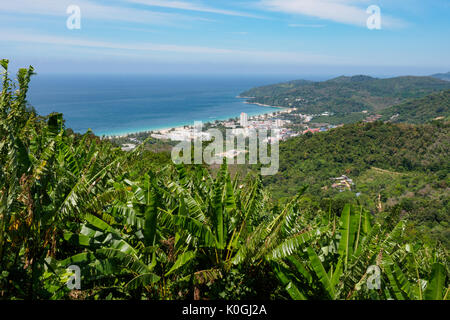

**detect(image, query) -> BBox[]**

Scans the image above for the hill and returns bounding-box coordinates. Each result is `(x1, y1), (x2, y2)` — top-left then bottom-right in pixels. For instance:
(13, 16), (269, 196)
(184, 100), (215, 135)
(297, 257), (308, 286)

(240, 75), (450, 114)
(432, 72), (450, 81)
(2, 60), (449, 300)
(264, 121), (449, 196)
(261, 121), (450, 245)
(381, 90), (450, 124)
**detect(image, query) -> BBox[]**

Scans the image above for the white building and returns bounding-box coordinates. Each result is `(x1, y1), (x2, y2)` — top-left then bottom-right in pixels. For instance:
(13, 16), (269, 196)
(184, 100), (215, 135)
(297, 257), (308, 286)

(121, 143), (136, 151)
(240, 112), (248, 127)
(232, 127), (251, 137)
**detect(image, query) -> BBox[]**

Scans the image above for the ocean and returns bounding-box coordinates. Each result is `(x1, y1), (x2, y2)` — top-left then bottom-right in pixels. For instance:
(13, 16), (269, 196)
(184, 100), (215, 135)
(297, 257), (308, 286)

(27, 74), (293, 136)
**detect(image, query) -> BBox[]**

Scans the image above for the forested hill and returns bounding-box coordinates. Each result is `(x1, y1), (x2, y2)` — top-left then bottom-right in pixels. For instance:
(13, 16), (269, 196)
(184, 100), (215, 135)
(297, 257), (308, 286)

(432, 72), (450, 81)
(265, 121), (449, 196)
(381, 90), (450, 124)
(262, 121), (450, 245)
(2, 60), (449, 300)
(240, 75), (450, 114)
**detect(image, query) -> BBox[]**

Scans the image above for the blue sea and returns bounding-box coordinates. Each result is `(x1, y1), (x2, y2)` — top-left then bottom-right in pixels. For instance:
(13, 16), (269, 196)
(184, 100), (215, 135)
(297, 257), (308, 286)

(27, 74), (294, 136)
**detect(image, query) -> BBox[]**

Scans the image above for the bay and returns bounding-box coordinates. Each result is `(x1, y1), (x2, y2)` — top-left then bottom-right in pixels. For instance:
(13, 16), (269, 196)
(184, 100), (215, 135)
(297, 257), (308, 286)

(27, 74), (292, 136)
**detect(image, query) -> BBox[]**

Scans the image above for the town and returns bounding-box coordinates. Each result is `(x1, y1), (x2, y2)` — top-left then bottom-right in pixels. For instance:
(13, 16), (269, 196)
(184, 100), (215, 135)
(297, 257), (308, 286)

(109, 106), (384, 153)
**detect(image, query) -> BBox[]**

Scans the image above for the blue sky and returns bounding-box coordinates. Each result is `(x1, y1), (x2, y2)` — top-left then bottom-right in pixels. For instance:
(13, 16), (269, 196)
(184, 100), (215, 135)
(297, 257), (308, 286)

(1, 0), (449, 76)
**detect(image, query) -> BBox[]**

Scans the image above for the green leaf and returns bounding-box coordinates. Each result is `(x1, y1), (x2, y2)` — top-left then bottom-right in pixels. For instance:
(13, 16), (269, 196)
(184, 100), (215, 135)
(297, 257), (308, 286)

(58, 252), (95, 267)
(165, 250), (196, 276)
(269, 229), (315, 260)
(383, 257), (413, 300)
(331, 257), (343, 288)
(286, 255), (313, 285)
(338, 204), (358, 269)
(160, 210), (216, 247)
(144, 180), (158, 247)
(285, 282), (307, 300)
(271, 261), (307, 300)
(307, 247), (334, 298)
(96, 248), (148, 275)
(85, 213), (119, 235)
(0, 59), (9, 70)
(424, 263), (446, 300)
(212, 170), (225, 249)
(63, 232), (92, 247)
(126, 273), (160, 289)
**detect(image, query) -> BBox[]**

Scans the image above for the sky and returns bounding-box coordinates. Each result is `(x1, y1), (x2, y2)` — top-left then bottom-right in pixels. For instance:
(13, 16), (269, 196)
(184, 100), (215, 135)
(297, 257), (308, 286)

(0, 0), (449, 76)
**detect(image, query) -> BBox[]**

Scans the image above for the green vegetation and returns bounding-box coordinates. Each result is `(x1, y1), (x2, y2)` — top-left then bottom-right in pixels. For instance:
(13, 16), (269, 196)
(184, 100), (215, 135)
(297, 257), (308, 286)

(261, 121), (450, 246)
(432, 72), (450, 82)
(1, 61), (449, 300)
(310, 112), (367, 125)
(381, 90), (450, 124)
(240, 75), (450, 114)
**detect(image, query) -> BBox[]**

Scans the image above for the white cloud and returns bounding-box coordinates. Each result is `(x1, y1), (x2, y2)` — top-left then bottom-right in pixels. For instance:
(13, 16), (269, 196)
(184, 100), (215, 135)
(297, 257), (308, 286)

(289, 24), (326, 28)
(260, 0), (405, 28)
(0, 0), (210, 26)
(0, 28), (343, 64)
(127, 0), (262, 18)
(0, 30), (232, 54)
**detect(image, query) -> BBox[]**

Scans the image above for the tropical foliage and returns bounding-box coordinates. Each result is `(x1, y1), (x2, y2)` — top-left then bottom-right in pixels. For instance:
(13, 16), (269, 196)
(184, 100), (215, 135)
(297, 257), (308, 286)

(240, 75), (450, 114)
(380, 90), (450, 124)
(1, 61), (448, 300)
(262, 120), (450, 247)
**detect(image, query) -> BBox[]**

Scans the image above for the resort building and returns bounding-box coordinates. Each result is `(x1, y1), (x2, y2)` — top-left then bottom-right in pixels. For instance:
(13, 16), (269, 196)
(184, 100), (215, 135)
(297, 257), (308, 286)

(240, 112), (248, 127)
(330, 175), (354, 192)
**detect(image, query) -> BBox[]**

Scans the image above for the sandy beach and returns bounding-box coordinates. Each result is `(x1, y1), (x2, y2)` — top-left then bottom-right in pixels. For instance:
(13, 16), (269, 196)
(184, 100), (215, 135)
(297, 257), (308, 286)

(104, 105), (287, 139)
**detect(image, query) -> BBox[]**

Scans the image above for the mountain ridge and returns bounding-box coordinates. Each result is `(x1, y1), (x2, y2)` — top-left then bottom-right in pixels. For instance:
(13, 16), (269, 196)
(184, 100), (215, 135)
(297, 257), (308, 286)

(240, 75), (450, 114)
(432, 71), (450, 81)
(381, 89), (450, 124)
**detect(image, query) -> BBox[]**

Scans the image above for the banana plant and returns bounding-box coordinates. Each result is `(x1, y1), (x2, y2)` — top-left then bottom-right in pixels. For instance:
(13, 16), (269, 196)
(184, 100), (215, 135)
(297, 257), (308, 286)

(60, 211), (161, 299)
(382, 249), (449, 300)
(0, 60), (132, 298)
(270, 204), (386, 299)
(158, 163), (263, 275)
(2, 60), (449, 300)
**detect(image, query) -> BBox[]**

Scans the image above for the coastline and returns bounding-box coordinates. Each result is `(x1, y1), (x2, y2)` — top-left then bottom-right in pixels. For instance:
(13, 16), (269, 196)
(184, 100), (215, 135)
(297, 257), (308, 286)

(103, 101), (287, 138)
(243, 101), (286, 108)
